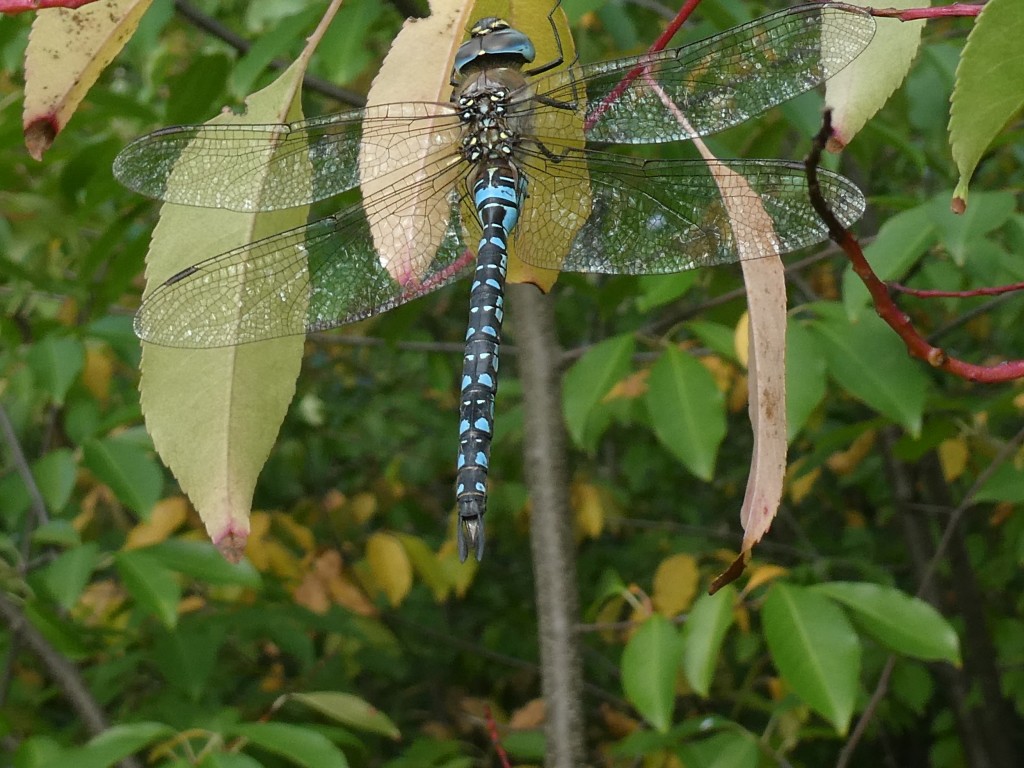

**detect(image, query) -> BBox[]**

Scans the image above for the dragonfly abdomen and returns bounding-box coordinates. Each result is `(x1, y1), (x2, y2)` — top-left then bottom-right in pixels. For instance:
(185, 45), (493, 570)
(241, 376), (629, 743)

(456, 162), (525, 561)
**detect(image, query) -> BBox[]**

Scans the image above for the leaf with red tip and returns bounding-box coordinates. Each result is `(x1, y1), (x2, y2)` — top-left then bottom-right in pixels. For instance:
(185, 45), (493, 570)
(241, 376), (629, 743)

(826, 0), (923, 149)
(22, 0), (153, 159)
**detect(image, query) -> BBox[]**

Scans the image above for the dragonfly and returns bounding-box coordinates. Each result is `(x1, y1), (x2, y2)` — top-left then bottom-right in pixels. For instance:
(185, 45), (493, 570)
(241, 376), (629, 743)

(113, 2), (874, 561)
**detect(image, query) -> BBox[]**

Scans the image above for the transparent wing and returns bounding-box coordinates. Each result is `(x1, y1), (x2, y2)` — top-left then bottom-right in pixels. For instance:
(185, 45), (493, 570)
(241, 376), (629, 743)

(113, 102), (462, 212)
(512, 148), (863, 273)
(135, 167), (474, 348)
(521, 2), (874, 144)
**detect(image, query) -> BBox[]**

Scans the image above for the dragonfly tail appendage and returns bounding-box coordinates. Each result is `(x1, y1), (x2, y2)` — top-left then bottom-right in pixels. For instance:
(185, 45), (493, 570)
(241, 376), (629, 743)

(457, 500), (487, 562)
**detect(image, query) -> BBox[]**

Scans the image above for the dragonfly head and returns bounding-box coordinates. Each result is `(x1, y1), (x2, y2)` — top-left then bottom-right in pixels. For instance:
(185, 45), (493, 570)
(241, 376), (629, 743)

(454, 17), (536, 76)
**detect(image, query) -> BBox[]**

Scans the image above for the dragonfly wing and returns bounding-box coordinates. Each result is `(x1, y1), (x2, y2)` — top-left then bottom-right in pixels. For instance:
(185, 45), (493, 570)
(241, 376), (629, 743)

(526, 2), (874, 144)
(113, 103), (461, 211)
(513, 150), (863, 274)
(135, 175), (474, 348)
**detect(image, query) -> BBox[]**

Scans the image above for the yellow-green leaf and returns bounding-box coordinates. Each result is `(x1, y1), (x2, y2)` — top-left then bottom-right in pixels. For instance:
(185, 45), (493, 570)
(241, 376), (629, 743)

(139, 61), (311, 562)
(950, 0), (1024, 206)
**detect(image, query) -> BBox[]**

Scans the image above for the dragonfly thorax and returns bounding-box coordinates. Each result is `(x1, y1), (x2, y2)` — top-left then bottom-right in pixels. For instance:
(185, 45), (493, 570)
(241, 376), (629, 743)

(453, 17), (536, 76)
(456, 78), (529, 163)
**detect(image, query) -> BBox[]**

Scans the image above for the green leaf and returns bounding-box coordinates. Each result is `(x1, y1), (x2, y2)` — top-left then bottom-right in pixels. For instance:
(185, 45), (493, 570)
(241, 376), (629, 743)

(949, 0), (1024, 203)
(166, 53), (232, 124)
(31, 448), (78, 516)
(316, 0), (389, 86)
(143, 539), (261, 588)
(40, 722), (174, 768)
(636, 272), (697, 312)
(678, 730), (758, 768)
(115, 549), (182, 629)
(621, 613), (683, 732)
(842, 203), (938, 318)
(931, 190), (1016, 266)
(24, 602), (90, 660)
(809, 304), (928, 437)
(762, 583), (861, 734)
(153, 622), (227, 701)
(230, 9), (321, 99)
(972, 463), (1024, 503)
(81, 436), (163, 518)
(685, 321), (737, 362)
(813, 581), (961, 665)
(562, 334), (635, 450)
(681, 585), (736, 698)
(284, 692), (400, 739)
(199, 752), (266, 768)
(31, 519), (81, 548)
(40, 543), (100, 610)
(231, 722), (349, 768)
(26, 336), (85, 405)
(644, 346), (726, 480)
(785, 322), (826, 440)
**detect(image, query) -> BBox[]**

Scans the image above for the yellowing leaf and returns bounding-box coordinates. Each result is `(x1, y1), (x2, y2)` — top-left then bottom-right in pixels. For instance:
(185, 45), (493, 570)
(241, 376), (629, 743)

(366, 532), (413, 607)
(293, 550), (377, 616)
(604, 369), (649, 401)
(124, 497), (189, 549)
(786, 462), (820, 505)
(651, 554), (699, 617)
(599, 703), (640, 738)
(571, 481), (606, 541)
(346, 492), (378, 525)
(274, 513), (317, 554)
(82, 343), (114, 404)
(360, 0), (470, 284)
(23, 0), (153, 159)
(508, 698), (546, 730)
(826, 429), (876, 476)
(938, 438), (969, 483)
(733, 311), (750, 367)
(741, 563), (788, 597)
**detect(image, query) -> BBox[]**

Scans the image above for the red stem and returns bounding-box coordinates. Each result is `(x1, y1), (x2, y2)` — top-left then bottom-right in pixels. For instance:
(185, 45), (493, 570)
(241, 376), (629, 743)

(870, 3), (983, 21)
(585, 0), (705, 132)
(806, 112), (1024, 384)
(0, 0), (102, 12)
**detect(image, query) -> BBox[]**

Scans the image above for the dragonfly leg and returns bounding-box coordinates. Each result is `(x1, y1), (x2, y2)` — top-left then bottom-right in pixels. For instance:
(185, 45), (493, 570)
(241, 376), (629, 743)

(533, 93), (576, 111)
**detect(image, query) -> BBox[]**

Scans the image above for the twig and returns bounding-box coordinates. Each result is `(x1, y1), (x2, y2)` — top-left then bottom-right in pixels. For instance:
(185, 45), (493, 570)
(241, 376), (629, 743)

(0, 404), (49, 531)
(0, 594), (143, 768)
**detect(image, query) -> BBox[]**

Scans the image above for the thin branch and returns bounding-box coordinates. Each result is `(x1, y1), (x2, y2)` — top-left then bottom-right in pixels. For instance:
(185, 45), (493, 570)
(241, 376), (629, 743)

(0, 594), (143, 768)
(869, 3), (983, 21)
(0, 404), (49, 531)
